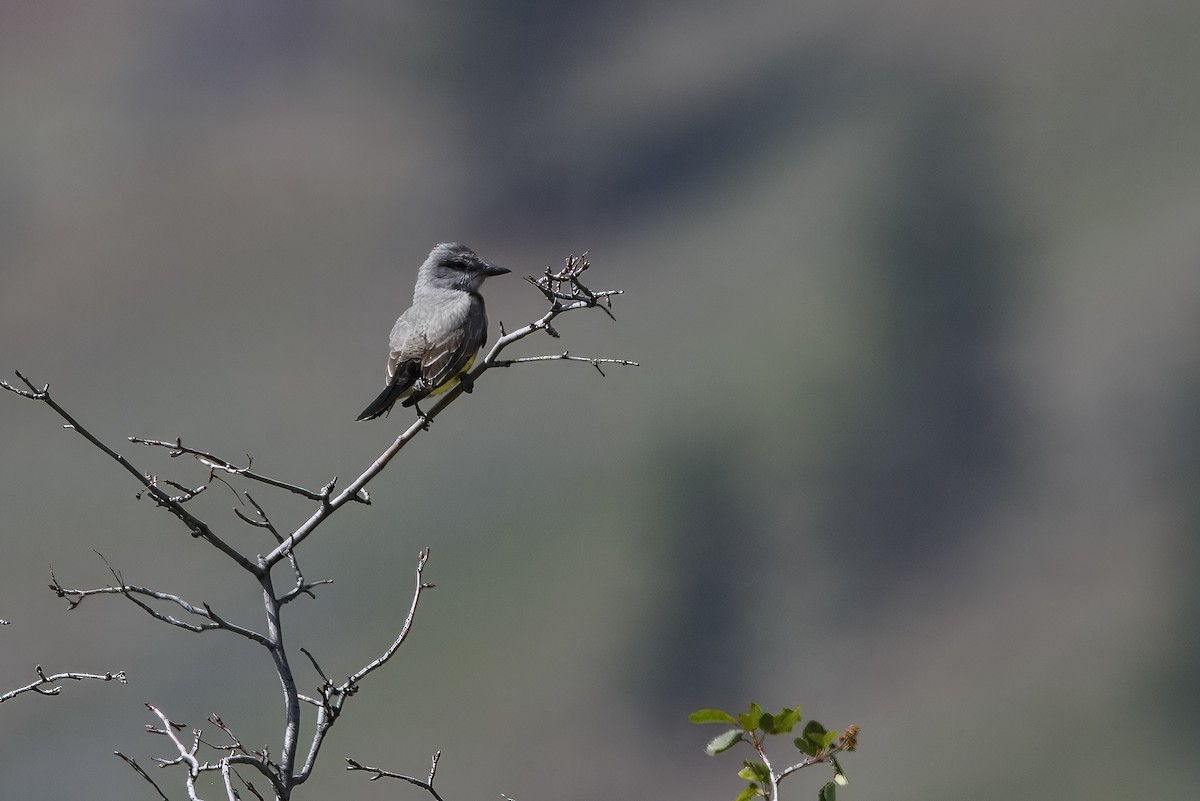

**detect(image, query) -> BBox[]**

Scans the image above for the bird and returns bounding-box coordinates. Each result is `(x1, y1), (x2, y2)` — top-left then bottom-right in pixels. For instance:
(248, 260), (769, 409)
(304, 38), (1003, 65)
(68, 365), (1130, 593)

(357, 243), (510, 421)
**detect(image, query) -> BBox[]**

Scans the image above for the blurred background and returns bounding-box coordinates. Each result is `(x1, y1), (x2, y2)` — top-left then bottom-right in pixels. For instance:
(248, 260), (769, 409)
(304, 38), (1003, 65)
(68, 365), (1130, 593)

(2, 1), (1198, 798)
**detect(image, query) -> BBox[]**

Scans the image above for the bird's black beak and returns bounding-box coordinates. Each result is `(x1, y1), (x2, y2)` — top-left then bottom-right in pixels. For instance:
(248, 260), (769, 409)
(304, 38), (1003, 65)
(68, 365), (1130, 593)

(484, 263), (511, 277)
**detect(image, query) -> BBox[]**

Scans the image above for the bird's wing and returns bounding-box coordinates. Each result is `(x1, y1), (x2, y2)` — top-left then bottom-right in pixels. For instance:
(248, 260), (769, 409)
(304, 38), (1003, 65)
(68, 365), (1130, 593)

(418, 327), (471, 389)
(386, 311), (424, 384)
(417, 297), (487, 392)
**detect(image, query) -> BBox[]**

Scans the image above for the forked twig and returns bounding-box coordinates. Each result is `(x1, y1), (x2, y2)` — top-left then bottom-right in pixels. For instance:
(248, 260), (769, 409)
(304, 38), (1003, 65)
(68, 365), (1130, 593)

(0, 665), (127, 704)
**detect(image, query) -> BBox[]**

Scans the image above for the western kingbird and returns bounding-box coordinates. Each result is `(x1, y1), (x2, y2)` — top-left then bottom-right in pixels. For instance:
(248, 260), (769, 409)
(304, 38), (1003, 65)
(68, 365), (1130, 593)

(357, 242), (510, 421)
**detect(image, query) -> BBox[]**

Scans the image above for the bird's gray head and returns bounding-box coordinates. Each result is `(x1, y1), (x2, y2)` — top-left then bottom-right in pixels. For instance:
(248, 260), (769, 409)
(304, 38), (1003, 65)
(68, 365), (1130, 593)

(416, 242), (510, 295)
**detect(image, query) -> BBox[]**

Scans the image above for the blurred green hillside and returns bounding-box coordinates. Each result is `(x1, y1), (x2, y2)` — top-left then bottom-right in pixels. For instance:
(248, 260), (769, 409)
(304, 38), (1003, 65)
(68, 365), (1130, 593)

(2, 2), (1199, 799)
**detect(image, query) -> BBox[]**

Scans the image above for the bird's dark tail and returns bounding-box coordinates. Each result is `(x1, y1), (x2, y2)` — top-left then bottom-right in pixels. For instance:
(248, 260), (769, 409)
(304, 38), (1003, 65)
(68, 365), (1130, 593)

(356, 383), (405, 421)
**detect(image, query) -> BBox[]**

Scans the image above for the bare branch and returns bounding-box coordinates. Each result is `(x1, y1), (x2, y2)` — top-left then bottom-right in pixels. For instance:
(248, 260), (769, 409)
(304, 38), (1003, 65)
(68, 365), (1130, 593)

(153, 477), (209, 504)
(114, 751), (171, 801)
(346, 756), (447, 801)
(233, 767), (266, 801)
(226, 754), (284, 797)
(146, 705), (203, 800)
(278, 576), (334, 606)
(128, 437), (366, 506)
(49, 565), (269, 646)
(343, 548), (433, 688)
(0, 665), (126, 704)
(293, 550), (434, 785)
(142, 705), (287, 801)
(2, 371), (259, 575)
(298, 647), (330, 685)
(184, 717), (273, 800)
(204, 714), (250, 756)
(235, 493), (333, 605)
(237, 492), (282, 541)
(221, 759), (237, 801)
(491, 350), (641, 375)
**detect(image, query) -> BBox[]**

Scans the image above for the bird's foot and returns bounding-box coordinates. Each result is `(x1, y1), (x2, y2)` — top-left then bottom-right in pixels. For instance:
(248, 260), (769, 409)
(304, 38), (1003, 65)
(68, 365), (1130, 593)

(414, 403), (432, 430)
(457, 373), (476, 394)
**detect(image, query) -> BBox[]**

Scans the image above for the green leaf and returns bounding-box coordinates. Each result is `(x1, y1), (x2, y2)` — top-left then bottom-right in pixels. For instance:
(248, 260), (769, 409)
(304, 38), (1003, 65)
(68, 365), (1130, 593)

(705, 728), (744, 755)
(734, 784), (764, 801)
(802, 720), (828, 749)
(759, 712), (776, 733)
(738, 702), (763, 731)
(821, 729), (839, 749)
(771, 707), (801, 734)
(689, 708), (738, 726)
(794, 736), (818, 757)
(738, 761), (771, 782)
(818, 781), (837, 801)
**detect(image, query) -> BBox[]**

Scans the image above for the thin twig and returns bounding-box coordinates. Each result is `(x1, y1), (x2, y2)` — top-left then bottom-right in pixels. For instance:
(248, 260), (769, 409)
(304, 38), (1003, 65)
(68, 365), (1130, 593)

(236, 493), (333, 605)
(491, 351), (641, 376)
(293, 550), (434, 784)
(1, 371), (258, 575)
(0, 665), (127, 704)
(346, 757), (446, 801)
(204, 714), (251, 757)
(146, 704), (202, 799)
(49, 565), (269, 646)
(129, 437), (362, 505)
(114, 752), (171, 801)
(237, 492), (281, 541)
(234, 767), (267, 801)
(344, 549), (433, 687)
(141, 705), (286, 800)
(278, 576), (335, 606)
